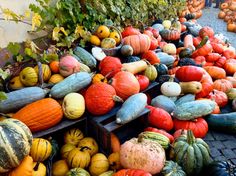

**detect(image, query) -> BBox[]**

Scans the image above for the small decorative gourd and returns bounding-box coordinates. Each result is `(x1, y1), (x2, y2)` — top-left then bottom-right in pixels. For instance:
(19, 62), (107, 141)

(66, 168), (90, 176)
(19, 67), (38, 86)
(64, 128), (84, 146)
(52, 160), (70, 176)
(78, 137), (99, 156)
(32, 162), (46, 176)
(89, 153), (109, 176)
(161, 161), (186, 176)
(34, 64), (52, 81)
(60, 144), (76, 159)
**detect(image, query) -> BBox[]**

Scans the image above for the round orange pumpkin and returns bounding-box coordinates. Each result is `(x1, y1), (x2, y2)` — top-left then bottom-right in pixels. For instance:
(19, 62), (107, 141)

(213, 79), (233, 92)
(123, 34), (151, 55)
(224, 59), (236, 75)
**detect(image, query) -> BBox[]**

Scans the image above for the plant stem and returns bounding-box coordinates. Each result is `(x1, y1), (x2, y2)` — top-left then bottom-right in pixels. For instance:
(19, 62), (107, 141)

(0, 18), (32, 26)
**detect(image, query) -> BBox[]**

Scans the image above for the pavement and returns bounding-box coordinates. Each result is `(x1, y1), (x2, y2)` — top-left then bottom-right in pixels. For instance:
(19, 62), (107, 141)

(197, 3), (236, 164)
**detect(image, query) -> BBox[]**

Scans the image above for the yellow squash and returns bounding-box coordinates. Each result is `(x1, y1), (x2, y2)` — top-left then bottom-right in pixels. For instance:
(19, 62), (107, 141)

(48, 74), (64, 84)
(19, 67), (38, 86)
(9, 76), (24, 90)
(33, 162), (46, 176)
(52, 160), (69, 176)
(34, 64), (52, 81)
(89, 153), (109, 176)
(64, 128), (84, 146)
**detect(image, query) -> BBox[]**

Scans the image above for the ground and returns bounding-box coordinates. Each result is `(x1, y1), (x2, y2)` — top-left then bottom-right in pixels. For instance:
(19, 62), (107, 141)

(197, 3), (236, 48)
(197, 3), (236, 164)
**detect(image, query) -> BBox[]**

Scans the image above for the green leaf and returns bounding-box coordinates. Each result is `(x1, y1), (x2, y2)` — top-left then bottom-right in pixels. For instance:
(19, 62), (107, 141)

(0, 69), (10, 80)
(6, 42), (21, 56)
(0, 92), (7, 101)
(16, 55), (24, 62)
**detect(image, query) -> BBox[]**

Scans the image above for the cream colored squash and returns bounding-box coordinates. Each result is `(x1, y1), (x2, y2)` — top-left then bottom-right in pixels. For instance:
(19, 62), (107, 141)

(161, 82), (181, 97)
(62, 93), (85, 119)
(163, 43), (177, 55)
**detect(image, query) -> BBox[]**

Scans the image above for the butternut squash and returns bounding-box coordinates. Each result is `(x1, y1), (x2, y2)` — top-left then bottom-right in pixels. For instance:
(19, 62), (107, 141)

(179, 81), (202, 94)
(121, 60), (148, 74)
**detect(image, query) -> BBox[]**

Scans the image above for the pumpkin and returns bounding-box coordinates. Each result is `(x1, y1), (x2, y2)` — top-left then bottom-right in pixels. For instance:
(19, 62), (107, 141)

(173, 129), (188, 140)
(62, 93), (85, 119)
(67, 147), (91, 169)
(110, 71), (140, 100)
(32, 162), (46, 176)
(59, 55), (80, 77)
(64, 128), (84, 145)
(194, 43), (213, 57)
(66, 168), (90, 176)
(52, 160), (69, 176)
(49, 60), (60, 73)
(78, 137), (99, 156)
(223, 50), (235, 60)
(215, 56), (226, 68)
(92, 74), (107, 84)
(111, 133), (121, 153)
(144, 64), (158, 81)
(175, 66), (204, 82)
(205, 53), (221, 62)
(160, 29), (180, 41)
(121, 26), (141, 38)
(0, 119), (32, 173)
(113, 169), (152, 176)
(141, 50), (160, 65)
(101, 38), (116, 49)
(204, 66), (226, 80)
(163, 43), (177, 55)
(34, 64), (52, 81)
(119, 135), (165, 175)
(170, 130), (211, 175)
(147, 106), (173, 131)
(161, 161), (186, 176)
(99, 56), (122, 79)
(30, 138), (52, 162)
(227, 22), (236, 32)
(19, 67), (38, 86)
(173, 118), (208, 138)
(226, 76), (236, 88)
(89, 153), (109, 176)
(108, 152), (122, 170)
(211, 43), (224, 54)
(213, 79), (233, 93)
(60, 143), (76, 159)
(13, 98), (63, 132)
(160, 82), (181, 97)
(9, 76), (24, 90)
(48, 74), (64, 84)
(85, 83), (122, 115)
(135, 75), (149, 91)
(201, 160), (236, 176)
(207, 89), (228, 107)
(123, 34), (151, 55)
(224, 59), (236, 75)
(8, 156), (33, 176)
(199, 26), (214, 38)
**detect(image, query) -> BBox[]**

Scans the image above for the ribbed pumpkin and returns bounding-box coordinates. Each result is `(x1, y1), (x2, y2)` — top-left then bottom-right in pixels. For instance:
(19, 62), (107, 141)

(170, 130), (211, 175)
(199, 26), (214, 38)
(60, 143), (76, 159)
(160, 29), (180, 41)
(78, 137), (99, 156)
(67, 147), (91, 169)
(213, 79), (233, 93)
(110, 71), (140, 100)
(123, 34), (151, 55)
(30, 138), (52, 162)
(0, 119), (32, 173)
(32, 162), (46, 176)
(34, 64), (52, 81)
(13, 98), (63, 132)
(62, 93), (85, 119)
(99, 56), (122, 79)
(89, 153), (109, 176)
(85, 83), (122, 115)
(64, 128), (84, 146)
(161, 161), (186, 176)
(19, 67), (38, 86)
(48, 74), (64, 84)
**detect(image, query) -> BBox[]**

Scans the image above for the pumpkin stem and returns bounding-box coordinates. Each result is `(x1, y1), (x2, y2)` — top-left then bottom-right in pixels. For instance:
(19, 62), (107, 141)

(196, 36), (209, 49)
(143, 59), (151, 66)
(137, 133), (144, 143)
(33, 161), (40, 171)
(187, 130), (195, 145)
(113, 95), (124, 103)
(80, 146), (91, 151)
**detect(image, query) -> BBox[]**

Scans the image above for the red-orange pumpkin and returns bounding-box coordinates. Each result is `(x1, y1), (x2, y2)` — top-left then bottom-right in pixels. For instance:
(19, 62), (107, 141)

(123, 34), (151, 55)
(224, 59), (236, 75)
(215, 56), (226, 68)
(204, 66), (226, 80)
(175, 65), (204, 82)
(223, 50), (235, 59)
(211, 43), (224, 54)
(213, 79), (233, 92)
(13, 98), (63, 132)
(85, 83), (120, 115)
(195, 43), (213, 57)
(193, 56), (206, 65)
(110, 71), (140, 100)
(207, 89), (228, 107)
(206, 53), (221, 62)
(141, 50), (160, 65)
(199, 26), (214, 39)
(99, 56), (122, 79)
(113, 169), (152, 176)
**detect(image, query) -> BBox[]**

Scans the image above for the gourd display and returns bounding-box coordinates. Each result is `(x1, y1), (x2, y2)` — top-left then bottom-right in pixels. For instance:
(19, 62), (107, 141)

(30, 138), (52, 162)
(64, 128), (84, 146)
(89, 153), (109, 176)
(85, 83), (122, 115)
(62, 93), (85, 119)
(161, 161), (186, 176)
(116, 93), (147, 124)
(13, 98), (63, 132)
(170, 130), (211, 175)
(0, 119), (32, 173)
(0, 87), (48, 113)
(120, 136), (165, 175)
(67, 147), (91, 168)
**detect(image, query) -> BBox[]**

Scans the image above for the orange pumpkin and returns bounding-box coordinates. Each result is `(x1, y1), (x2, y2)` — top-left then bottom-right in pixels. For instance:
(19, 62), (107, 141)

(204, 66), (226, 80)
(224, 59), (236, 75)
(111, 133), (121, 153)
(213, 79), (233, 92)
(199, 26), (214, 39)
(221, 2), (229, 9)
(123, 34), (151, 55)
(13, 98), (63, 132)
(218, 11), (226, 19)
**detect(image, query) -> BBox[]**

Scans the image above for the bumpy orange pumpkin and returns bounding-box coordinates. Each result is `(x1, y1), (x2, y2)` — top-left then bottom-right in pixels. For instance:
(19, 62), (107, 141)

(213, 79), (233, 92)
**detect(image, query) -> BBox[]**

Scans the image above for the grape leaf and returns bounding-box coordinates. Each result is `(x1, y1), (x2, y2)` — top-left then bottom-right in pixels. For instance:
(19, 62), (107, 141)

(6, 42), (21, 56)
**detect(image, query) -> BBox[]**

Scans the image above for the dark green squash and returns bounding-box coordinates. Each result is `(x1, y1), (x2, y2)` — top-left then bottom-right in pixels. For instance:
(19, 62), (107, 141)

(201, 160), (236, 176)
(184, 13), (196, 20)
(154, 63), (168, 77)
(179, 48), (193, 59)
(156, 74), (179, 85)
(122, 56), (140, 63)
(161, 161), (186, 176)
(170, 130), (211, 176)
(206, 112), (236, 133)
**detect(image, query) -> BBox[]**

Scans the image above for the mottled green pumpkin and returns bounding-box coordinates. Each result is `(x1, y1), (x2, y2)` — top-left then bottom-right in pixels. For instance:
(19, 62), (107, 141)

(161, 161), (186, 176)
(144, 65), (158, 81)
(0, 119), (32, 173)
(66, 167), (90, 176)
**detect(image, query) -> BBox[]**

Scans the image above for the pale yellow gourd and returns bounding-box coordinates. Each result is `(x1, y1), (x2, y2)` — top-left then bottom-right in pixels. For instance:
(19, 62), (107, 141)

(62, 93), (85, 119)
(32, 162), (46, 176)
(89, 153), (109, 176)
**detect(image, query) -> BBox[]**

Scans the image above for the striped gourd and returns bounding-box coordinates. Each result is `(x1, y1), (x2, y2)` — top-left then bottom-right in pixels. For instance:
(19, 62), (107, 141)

(170, 130), (211, 175)
(0, 87), (48, 113)
(30, 138), (52, 162)
(13, 98), (63, 132)
(138, 131), (170, 149)
(50, 72), (92, 99)
(0, 119), (32, 173)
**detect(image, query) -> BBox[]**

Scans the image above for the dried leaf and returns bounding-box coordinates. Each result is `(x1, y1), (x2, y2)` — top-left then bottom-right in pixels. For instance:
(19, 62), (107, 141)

(31, 13), (42, 31)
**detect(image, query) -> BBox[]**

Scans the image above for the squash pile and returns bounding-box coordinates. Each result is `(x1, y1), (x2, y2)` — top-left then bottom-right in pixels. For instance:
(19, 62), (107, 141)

(218, 0), (236, 33)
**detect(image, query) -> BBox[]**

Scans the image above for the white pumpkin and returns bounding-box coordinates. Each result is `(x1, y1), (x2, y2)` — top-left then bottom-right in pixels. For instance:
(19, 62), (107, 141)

(163, 43), (176, 55)
(161, 82), (181, 97)
(62, 93), (85, 119)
